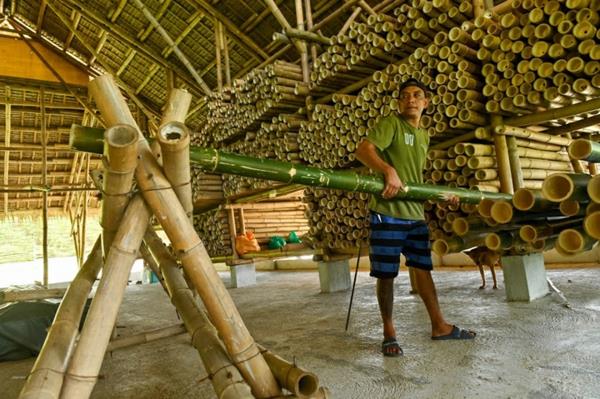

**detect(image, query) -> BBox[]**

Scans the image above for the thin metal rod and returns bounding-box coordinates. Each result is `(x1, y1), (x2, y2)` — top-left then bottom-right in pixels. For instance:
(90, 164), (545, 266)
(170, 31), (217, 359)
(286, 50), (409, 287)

(345, 249), (361, 331)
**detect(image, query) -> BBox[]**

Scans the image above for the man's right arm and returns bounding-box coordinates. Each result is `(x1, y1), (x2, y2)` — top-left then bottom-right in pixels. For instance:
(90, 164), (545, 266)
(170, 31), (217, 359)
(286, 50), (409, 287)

(355, 139), (404, 199)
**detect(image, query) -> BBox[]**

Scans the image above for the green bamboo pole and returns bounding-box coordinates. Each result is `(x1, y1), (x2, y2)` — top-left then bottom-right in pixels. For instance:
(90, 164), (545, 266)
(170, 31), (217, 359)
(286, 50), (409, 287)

(520, 217), (584, 243)
(70, 128), (512, 204)
(512, 188), (557, 212)
(568, 139), (600, 163)
(432, 233), (487, 256)
(542, 173), (592, 202)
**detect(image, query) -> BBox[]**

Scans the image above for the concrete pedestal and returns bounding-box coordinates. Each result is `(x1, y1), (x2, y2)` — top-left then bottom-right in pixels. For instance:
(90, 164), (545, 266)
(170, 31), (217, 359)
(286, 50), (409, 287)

(318, 259), (351, 293)
(502, 253), (549, 301)
(230, 263), (256, 288)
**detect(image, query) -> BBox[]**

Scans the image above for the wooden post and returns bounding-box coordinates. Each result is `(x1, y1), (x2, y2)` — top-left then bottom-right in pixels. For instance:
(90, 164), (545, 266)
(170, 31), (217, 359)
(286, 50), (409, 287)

(41, 87), (49, 288)
(239, 208), (246, 235)
(228, 207), (239, 261)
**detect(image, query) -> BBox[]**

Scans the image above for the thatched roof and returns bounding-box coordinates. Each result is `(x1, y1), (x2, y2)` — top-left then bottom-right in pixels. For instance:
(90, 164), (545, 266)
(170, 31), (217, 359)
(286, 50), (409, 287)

(0, 0), (365, 216)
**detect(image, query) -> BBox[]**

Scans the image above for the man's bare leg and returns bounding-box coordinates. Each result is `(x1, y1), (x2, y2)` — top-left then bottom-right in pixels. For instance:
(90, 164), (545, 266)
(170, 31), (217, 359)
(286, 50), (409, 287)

(413, 268), (454, 337)
(377, 278), (401, 355)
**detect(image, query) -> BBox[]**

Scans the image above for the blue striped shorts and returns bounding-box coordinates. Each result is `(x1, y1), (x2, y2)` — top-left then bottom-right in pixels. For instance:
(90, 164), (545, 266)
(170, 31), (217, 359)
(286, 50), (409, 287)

(369, 211), (433, 278)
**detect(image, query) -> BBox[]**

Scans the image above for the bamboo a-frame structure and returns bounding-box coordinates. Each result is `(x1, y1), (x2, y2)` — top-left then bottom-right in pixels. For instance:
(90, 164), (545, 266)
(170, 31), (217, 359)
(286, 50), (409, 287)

(19, 74), (327, 399)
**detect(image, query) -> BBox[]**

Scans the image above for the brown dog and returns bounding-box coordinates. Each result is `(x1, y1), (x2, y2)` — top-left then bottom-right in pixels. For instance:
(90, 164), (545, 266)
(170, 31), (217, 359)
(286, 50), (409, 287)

(464, 247), (501, 289)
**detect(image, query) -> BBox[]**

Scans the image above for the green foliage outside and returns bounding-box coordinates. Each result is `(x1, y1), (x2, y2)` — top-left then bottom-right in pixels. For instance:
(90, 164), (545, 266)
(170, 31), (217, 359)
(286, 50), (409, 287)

(0, 217), (102, 265)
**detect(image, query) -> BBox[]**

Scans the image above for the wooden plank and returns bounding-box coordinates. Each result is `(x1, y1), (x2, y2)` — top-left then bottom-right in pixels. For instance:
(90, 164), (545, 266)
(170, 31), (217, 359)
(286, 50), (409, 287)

(0, 37), (88, 86)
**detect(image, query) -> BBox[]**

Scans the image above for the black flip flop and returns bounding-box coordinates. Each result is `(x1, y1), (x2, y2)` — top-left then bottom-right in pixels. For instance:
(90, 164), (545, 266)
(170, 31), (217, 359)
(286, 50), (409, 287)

(381, 338), (403, 357)
(431, 325), (476, 340)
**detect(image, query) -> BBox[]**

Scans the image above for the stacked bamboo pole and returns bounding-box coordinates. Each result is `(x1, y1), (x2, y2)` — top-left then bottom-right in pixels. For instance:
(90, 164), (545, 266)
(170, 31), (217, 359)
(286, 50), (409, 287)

(193, 207), (232, 257)
(478, 1), (600, 127)
(194, 61), (307, 147)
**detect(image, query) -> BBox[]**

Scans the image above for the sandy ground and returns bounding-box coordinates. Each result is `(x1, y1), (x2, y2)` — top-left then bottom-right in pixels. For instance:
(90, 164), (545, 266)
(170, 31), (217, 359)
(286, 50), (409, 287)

(1, 267), (600, 398)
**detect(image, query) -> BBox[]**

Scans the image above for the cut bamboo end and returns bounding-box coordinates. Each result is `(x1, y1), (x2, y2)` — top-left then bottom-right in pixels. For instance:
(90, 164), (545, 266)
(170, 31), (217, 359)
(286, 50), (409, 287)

(557, 229), (586, 253)
(432, 239), (449, 256)
(568, 139), (593, 161)
(104, 124), (138, 170)
(542, 173), (573, 202)
(512, 188), (535, 211)
(477, 198), (494, 218)
(484, 233), (502, 251)
(559, 199), (581, 217)
(519, 225), (537, 243)
(584, 212), (600, 240)
(451, 218), (469, 236)
(490, 200), (513, 224)
(158, 121), (191, 152)
(586, 202), (600, 214)
(587, 174), (600, 203)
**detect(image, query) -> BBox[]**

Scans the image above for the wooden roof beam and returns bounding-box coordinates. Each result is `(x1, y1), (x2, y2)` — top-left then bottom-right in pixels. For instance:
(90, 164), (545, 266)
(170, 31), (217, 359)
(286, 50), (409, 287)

(36, 0), (48, 34)
(63, 10), (81, 52)
(108, 0), (128, 22)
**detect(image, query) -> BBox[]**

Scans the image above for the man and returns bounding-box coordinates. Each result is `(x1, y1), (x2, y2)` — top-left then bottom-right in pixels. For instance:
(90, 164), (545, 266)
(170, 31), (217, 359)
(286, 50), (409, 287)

(355, 78), (476, 357)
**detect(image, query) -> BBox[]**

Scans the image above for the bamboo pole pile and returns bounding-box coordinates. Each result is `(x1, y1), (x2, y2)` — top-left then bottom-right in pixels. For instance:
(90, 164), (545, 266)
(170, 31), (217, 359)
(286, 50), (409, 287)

(426, 140), (574, 194)
(478, 0), (600, 125)
(190, 170), (224, 203)
(194, 61), (306, 147)
(233, 202), (309, 245)
(193, 207), (232, 257)
(304, 188), (370, 250)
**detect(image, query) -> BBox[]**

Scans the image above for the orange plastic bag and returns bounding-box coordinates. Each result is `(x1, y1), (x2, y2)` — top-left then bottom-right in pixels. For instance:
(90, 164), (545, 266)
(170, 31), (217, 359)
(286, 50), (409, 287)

(235, 231), (261, 255)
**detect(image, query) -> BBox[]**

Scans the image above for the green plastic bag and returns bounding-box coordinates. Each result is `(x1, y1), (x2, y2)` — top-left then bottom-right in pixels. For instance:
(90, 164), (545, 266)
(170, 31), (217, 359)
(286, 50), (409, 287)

(287, 231), (302, 244)
(268, 236), (287, 249)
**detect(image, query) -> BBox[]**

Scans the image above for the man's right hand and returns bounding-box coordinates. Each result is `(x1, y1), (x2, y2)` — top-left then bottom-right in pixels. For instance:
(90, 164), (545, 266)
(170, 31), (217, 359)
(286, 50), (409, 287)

(382, 167), (404, 199)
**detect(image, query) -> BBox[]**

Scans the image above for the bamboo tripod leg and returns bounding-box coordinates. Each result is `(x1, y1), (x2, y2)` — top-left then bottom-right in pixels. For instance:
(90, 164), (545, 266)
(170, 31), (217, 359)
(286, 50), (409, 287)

(90, 75), (280, 397)
(19, 238), (103, 399)
(143, 229), (254, 399)
(60, 197), (151, 399)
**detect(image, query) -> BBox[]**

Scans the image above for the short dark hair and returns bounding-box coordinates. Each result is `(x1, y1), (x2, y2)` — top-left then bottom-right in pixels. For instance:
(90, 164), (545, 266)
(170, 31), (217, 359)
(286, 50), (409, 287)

(399, 78), (428, 94)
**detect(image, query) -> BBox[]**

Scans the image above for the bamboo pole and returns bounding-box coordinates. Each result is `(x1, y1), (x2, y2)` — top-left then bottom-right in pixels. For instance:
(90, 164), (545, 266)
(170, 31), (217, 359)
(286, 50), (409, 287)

(505, 97), (600, 127)
(106, 324), (187, 352)
(70, 129), (512, 204)
(257, 345), (319, 398)
(492, 116), (514, 194)
(568, 139), (600, 163)
(215, 17), (223, 93)
(88, 75), (280, 398)
(157, 122), (193, 221)
(143, 229), (254, 399)
(587, 174), (600, 203)
(60, 197), (151, 399)
(541, 173), (591, 202)
(0, 288), (66, 303)
(19, 238), (102, 399)
(131, 0), (212, 95)
(100, 124), (138, 257)
(584, 211), (600, 240)
(512, 188), (556, 211)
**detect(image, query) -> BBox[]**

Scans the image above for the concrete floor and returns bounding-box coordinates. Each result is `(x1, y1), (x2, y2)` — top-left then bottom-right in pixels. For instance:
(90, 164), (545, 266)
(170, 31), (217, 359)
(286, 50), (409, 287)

(1, 267), (600, 398)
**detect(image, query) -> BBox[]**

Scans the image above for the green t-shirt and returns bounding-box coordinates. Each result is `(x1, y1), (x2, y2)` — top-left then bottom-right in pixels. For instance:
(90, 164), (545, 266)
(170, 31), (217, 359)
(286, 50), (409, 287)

(366, 114), (429, 220)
